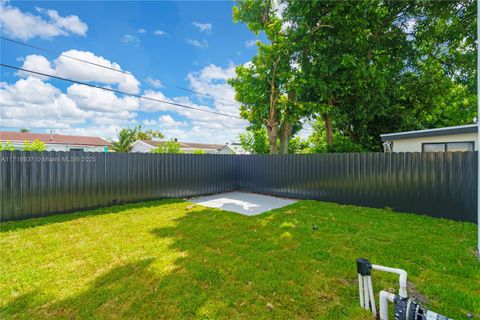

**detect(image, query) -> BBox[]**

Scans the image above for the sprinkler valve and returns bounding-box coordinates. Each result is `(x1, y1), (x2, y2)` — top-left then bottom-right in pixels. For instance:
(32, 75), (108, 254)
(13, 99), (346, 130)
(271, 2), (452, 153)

(356, 258), (452, 320)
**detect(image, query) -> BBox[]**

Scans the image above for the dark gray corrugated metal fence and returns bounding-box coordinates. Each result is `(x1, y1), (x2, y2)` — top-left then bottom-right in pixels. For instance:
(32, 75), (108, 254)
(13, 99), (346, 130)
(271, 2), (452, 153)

(236, 152), (477, 223)
(0, 151), (477, 222)
(0, 151), (236, 221)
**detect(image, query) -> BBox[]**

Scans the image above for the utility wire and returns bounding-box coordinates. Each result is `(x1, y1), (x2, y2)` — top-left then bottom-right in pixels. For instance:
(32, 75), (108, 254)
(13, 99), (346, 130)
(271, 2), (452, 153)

(0, 63), (242, 119)
(0, 36), (240, 105)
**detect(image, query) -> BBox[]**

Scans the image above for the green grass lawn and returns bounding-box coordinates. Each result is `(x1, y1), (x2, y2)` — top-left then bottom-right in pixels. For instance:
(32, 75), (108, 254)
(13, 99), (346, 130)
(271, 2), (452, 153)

(0, 199), (478, 319)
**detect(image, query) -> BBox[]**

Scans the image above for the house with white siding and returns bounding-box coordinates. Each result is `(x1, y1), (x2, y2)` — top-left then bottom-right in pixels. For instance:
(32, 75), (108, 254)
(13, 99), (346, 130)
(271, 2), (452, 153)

(130, 139), (236, 154)
(380, 124), (478, 152)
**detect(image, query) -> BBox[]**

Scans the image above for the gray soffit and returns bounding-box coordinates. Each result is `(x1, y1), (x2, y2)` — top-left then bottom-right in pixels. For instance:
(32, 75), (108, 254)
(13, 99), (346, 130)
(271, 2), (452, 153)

(380, 124), (477, 141)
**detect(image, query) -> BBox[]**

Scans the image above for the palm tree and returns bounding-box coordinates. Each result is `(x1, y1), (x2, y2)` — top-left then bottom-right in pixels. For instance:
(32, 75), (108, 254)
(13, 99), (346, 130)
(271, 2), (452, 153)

(110, 128), (136, 152)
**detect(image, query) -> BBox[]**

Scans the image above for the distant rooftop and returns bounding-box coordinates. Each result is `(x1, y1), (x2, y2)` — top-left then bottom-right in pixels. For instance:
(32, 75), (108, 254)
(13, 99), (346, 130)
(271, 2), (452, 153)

(380, 124), (477, 141)
(0, 131), (109, 146)
(140, 140), (226, 150)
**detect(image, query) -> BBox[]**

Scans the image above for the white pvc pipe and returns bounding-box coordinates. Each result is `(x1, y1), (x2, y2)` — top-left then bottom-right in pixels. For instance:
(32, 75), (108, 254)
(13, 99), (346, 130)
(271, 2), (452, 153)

(358, 274), (364, 307)
(372, 264), (408, 298)
(367, 276), (377, 316)
(363, 276), (370, 309)
(379, 290), (395, 320)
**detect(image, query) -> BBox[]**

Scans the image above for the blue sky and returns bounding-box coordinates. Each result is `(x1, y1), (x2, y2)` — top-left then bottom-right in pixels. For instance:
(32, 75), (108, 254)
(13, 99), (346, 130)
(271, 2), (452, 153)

(0, 1), (265, 143)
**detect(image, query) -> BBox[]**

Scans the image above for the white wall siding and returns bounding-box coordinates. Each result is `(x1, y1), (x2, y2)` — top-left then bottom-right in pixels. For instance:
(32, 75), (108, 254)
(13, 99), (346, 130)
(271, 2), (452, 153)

(3, 142), (105, 152)
(130, 141), (155, 153)
(217, 146), (235, 154)
(391, 132), (478, 152)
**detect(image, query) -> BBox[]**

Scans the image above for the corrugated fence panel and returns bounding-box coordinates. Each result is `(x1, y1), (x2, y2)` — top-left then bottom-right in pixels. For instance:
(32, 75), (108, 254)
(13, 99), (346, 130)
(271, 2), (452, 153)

(235, 152), (477, 222)
(0, 151), (476, 222)
(0, 152), (237, 221)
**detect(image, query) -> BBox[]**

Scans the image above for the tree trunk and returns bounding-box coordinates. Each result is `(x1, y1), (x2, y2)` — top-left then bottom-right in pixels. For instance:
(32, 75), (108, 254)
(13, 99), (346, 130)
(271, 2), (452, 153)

(279, 90), (296, 154)
(279, 120), (292, 154)
(265, 119), (277, 154)
(266, 57), (281, 154)
(323, 114), (333, 146)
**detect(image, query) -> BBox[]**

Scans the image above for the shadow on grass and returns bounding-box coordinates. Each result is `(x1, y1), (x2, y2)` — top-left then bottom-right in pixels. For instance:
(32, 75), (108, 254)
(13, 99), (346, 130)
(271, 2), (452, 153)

(1, 203), (358, 319)
(2, 202), (476, 319)
(1, 259), (159, 319)
(0, 199), (184, 233)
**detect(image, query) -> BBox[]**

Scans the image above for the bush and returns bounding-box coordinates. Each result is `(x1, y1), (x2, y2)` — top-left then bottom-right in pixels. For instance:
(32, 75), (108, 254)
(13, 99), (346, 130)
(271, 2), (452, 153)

(23, 139), (46, 151)
(0, 141), (15, 151)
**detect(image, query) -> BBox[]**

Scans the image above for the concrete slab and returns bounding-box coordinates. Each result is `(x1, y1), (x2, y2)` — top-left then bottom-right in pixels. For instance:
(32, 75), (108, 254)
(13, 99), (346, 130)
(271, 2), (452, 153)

(189, 191), (297, 216)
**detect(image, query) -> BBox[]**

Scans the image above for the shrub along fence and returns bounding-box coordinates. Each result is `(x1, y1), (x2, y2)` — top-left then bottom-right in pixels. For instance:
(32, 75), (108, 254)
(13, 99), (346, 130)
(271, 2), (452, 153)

(0, 151), (477, 223)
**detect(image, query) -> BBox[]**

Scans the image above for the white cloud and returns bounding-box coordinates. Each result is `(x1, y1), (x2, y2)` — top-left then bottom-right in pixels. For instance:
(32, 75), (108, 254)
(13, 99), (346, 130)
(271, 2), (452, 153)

(122, 34), (139, 46)
(4, 54), (247, 143)
(158, 115), (186, 128)
(245, 39), (257, 48)
(0, 74), (138, 139)
(67, 84), (139, 113)
(272, 0), (286, 18)
(56, 125), (121, 141)
(140, 63), (248, 143)
(16, 54), (54, 80)
(146, 77), (163, 88)
(0, 3), (87, 40)
(20, 50), (141, 94)
(143, 119), (157, 126)
(187, 39), (208, 48)
(40, 8), (88, 36)
(193, 63), (236, 81)
(153, 30), (166, 36)
(0, 77), (88, 128)
(192, 21), (212, 33)
(137, 28), (146, 34)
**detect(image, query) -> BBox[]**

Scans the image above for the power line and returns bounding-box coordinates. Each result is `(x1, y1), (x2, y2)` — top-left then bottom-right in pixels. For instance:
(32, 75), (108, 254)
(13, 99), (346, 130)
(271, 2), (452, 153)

(0, 63), (242, 119)
(0, 36), (240, 105)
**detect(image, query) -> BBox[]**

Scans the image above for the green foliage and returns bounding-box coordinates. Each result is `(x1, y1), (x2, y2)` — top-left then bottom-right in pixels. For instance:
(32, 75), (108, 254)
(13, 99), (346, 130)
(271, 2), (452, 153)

(239, 127), (310, 154)
(23, 139), (46, 151)
(150, 140), (183, 154)
(19, 128), (30, 133)
(287, 136), (310, 154)
(238, 128), (270, 154)
(111, 125), (164, 152)
(232, 0), (476, 152)
(307, 119), (364, 153)
(192, 150), (205, 155)
(136, 128), (164, 141)
(1, 200), (478, 319)
(0, 141), (15, 151)
(230, 0), (311, 154)
(111, 129), (135, 152)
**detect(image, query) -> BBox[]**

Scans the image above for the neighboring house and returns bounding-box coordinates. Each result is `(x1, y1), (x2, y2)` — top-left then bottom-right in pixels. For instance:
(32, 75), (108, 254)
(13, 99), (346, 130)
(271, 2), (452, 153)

(380, 124), (478, 152)
(229, 142), (249, 154)
(130, 140), (236, 154)
(0, 131), (110, 152)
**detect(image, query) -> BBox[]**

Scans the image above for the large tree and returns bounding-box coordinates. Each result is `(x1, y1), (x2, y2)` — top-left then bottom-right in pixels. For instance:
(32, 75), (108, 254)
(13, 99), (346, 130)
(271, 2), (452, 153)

(284, 0), (476, 150)
(233, 0), (476, 152)
(230, 0), (310, 154)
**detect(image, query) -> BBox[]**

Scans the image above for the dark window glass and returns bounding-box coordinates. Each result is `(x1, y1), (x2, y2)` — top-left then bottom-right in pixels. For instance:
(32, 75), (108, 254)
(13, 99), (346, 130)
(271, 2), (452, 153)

(446, 142), (474, 152)
(422, 143), (445, 152)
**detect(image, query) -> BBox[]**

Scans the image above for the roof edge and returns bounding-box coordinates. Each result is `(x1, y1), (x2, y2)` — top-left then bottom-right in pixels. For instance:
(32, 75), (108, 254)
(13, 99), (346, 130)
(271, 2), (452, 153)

(380, 124), (477, 141)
